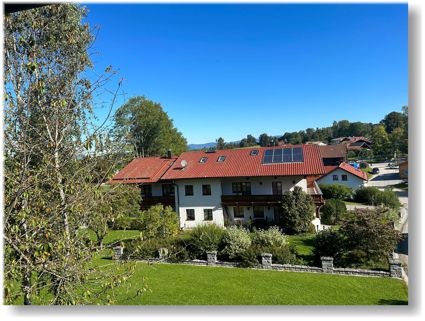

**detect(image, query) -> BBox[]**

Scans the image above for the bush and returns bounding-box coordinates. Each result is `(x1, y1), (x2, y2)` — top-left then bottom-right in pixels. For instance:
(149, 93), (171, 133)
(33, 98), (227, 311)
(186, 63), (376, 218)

(354, 187), (400, 209)
(320, 199), (347, 225)
(188, 224), (225, 259)
(123, 238), (166, 259)
(312, 229), (344, 265)
(167, 238), (192, 262)
(138, 205), (180, 239)
(221, 226), (252, 260)
(251, 226), (287, 248)
(110, 216), (142, 230)
(257, 244), (297, 265)
(307, 223), (317, 234)
(237, 248), (259, 268)
(319, 184), (352, 200)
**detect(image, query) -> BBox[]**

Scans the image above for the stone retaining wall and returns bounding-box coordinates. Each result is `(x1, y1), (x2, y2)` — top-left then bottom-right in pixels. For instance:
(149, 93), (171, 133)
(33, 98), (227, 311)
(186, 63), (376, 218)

(114, 247), (401, 279)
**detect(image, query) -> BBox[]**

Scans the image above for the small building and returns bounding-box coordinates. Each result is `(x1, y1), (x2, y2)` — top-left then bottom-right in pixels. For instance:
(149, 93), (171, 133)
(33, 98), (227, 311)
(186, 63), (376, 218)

(319, 144), (347, 166)
(316, 162), (368, 190)
(399, 160), (408, 180)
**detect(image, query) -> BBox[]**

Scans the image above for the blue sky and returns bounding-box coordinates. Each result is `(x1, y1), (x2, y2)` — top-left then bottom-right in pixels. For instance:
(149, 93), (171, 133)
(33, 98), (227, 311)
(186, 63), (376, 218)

(84, 3), (407, 144)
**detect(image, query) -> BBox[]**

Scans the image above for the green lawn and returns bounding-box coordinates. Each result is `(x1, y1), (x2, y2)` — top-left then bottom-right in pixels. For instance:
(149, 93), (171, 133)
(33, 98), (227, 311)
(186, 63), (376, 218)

(92, 259), (407, 305)
(287, 233), (315, 256)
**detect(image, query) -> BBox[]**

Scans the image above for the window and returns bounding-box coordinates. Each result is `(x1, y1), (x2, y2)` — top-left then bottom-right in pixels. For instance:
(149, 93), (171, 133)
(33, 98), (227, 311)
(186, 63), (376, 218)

(204, 209), (213, 221)
(233, 207), (244, 219)
(250, 150), (259, 156)
(217, 155), (226, 162)
(186, 209), (195, 221)
(185, 185), (193, 196)
(202, 184), (211, 195)
(199, 157), (208, 163)
(253, 206), (264, 219)
(332, 175), (339, 181)
(272, 181), (282, 195)
(162, 184), (174, 196)
(232, 182), (251, 195)
(342, 174), (348, 181)
(140, 184), (152, 197)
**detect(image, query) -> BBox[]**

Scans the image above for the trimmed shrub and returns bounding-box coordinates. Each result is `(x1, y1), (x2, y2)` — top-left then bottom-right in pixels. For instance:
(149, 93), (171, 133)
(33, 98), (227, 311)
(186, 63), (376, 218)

(251, 226), (287, 248)
(319, 184), (353, 200)
(354, 187), (401, 209)
(122, 238), (166, 259)
(307, 223), (317, 234)
(312, 229), (344, 265)
(237, 248), (259, 268)
(320, 199), (347, 225)
(221, 226), (252, 260)
(188, 224), (225, 259)
(167, 238), (192, 262)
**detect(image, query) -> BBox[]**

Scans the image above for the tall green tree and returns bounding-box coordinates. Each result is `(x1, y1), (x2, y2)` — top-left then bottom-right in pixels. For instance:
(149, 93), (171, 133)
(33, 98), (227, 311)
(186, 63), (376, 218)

(4, 4), (138, 305)
(381, 111), (407, 134)
(280, 187), (315, 234)
(258, 133), (271, 147)
(113, 96), (187, 157)
(370, 125), (390, 157)
(216, 137), (225, 150)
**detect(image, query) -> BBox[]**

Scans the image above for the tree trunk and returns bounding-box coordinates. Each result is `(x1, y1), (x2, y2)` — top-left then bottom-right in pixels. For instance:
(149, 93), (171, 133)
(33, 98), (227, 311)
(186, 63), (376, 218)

(22, 268), (32, 305)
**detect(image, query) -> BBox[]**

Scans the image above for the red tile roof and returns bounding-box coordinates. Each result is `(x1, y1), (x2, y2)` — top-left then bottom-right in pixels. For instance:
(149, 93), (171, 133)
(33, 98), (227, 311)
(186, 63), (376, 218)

(319, 144), (347, 159)
(162, 145), (326, 180)
(323, 162), (368, 181)
(109, 157), (177, 184)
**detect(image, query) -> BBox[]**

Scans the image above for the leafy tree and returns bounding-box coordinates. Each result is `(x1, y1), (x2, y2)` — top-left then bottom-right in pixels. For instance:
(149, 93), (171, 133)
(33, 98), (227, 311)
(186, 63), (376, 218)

(313, 229), (344, 265)
(246, 134), (257, 146)
(138, 205), (180, 240)
(88, 185), (142, 249)
(340, 208), (401, 263)
(4, 4), (138, 305)
(216, 137), (225, 150)
(259, 133), (271, 147)
(280, 187), (315, 234)
(370, 124), (390, 157)
(381, 111), (407, 134)
(113, 96), (187, 157)
(320, 199), (347, 225)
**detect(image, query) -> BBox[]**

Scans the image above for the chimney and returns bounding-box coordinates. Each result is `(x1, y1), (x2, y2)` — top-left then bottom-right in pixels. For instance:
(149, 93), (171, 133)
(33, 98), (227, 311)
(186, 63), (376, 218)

(167, 149), (172, 159)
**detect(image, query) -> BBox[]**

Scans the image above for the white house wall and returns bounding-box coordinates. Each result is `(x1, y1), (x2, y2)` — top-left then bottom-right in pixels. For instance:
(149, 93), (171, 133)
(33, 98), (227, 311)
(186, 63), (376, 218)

(175, 179), (224, 229)
(317, 169), (366, 190)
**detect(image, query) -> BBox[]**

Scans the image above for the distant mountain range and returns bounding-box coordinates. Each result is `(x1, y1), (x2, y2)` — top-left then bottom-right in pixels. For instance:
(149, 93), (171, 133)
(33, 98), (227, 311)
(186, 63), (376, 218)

(187, 142), (217, 150)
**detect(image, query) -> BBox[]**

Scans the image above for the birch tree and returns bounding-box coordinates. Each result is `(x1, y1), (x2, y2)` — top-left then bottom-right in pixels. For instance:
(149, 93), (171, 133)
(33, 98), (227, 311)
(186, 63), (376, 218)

(4, 4), (140, 305)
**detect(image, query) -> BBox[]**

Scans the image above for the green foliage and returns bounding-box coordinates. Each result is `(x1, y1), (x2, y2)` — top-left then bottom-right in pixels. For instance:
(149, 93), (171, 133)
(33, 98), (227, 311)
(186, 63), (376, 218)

(280, 187), (315, 234)
(123, 238), (166, 259)
(220, 226), (252, 260)
(138, 205), (180, 240)
(188, 224), (225, 259)
(339, 208), (401, 264)
(354, 187), (401, 209)
(251, 226), (287, 248)
(319, 184), (353, 200)
(113, 96), (187, 157)
(313, 229), (345, 265)
(320, 199), (347, 225)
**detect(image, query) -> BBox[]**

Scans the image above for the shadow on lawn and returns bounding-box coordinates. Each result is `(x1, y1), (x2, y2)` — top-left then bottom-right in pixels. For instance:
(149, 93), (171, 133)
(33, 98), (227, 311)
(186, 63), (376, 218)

(378, 299), (408, 305)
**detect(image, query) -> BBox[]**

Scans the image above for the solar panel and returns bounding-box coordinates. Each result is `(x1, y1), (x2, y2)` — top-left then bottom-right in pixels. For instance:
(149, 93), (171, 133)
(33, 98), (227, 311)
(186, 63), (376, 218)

(262, 148), (304, 164)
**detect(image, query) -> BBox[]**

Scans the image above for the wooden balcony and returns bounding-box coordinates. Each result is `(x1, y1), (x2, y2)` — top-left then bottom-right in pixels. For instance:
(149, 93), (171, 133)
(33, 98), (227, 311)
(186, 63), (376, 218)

(222, 193), (324, 207)
(141, 195), (175, 209)
(221, 195), (283, 206)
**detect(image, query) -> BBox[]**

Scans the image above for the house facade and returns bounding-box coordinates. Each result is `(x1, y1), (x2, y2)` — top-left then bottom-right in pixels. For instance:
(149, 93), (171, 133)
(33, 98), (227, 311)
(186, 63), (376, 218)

(110, 145), (326, 229)
(317, 162), (368, 190)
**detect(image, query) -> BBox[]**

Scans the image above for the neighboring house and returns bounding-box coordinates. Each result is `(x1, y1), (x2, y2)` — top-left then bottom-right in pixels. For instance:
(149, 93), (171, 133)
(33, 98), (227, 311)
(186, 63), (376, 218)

(110, 145), (326, 229)
(399, 160), (408, 180)
(316, 162), (368, 190)
(319, 144), (347, 166)
(330, 137), (372, 151)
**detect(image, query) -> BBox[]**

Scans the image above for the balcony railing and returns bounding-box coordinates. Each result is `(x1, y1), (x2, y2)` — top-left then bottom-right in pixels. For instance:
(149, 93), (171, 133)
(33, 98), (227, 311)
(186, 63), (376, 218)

(221, 195), (283, 206)
(141, 195), (175, 209)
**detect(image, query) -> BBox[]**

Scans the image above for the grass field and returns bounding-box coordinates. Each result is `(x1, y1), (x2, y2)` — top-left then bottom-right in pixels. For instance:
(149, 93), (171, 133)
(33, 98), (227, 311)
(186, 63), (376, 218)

(92, 258), (408, 305)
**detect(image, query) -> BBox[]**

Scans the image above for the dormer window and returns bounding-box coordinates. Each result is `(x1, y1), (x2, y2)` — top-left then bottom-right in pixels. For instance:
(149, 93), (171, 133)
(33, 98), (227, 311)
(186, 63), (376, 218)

(250, 150), (259, 156)
(217, 155), (226, 162)
(199, 157), (208, 163)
